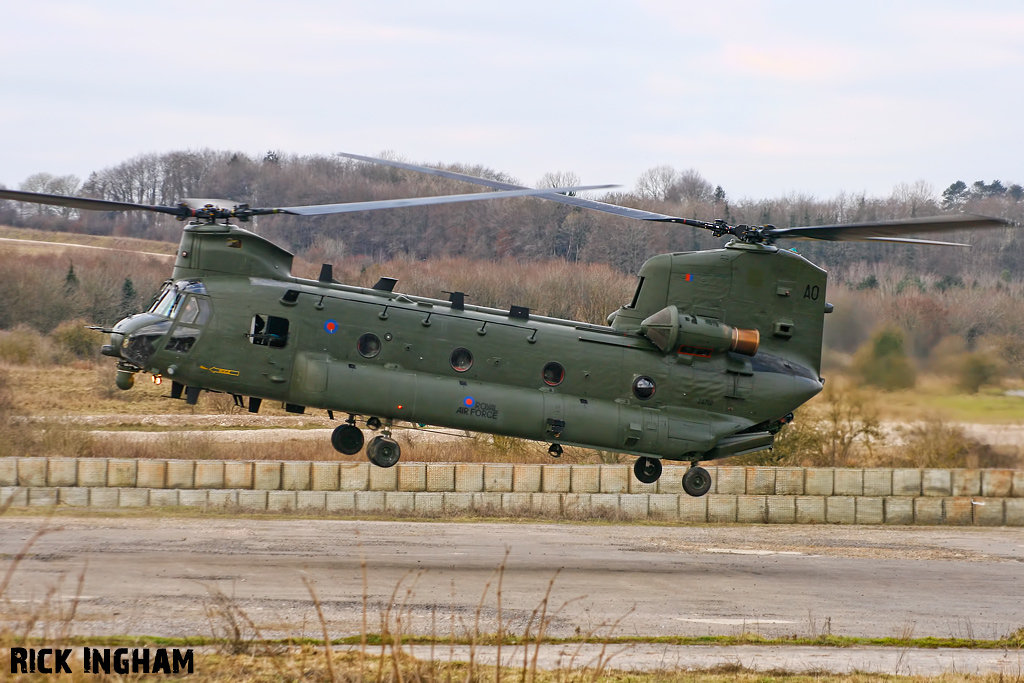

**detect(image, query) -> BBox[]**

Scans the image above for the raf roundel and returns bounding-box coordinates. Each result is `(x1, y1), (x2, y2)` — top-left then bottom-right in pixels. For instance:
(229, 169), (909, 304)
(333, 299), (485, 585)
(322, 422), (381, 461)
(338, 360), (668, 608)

(463, 396), (475, 408)
(323, 319), (338, 334)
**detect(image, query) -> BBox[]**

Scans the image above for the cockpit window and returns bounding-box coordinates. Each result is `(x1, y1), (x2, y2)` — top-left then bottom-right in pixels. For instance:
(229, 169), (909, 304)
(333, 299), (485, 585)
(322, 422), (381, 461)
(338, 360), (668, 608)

(148, 280), (207, 318)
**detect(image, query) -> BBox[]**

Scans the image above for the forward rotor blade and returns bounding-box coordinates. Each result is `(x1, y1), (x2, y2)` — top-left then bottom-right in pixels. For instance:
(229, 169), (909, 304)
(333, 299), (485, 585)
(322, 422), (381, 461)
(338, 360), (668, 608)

(765, 215), (1010, 243)
(273, 183), (617, 216)
(0, 188), (188, 217)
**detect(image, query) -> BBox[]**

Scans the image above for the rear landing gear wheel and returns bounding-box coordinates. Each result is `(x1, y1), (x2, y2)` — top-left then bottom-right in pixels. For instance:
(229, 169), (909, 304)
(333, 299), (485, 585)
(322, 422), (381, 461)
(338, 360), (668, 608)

(331, 423), (365, 455)
(367, 435), (401, 468)
(633, 457), (662, 484)
(682, 466), (712, 497)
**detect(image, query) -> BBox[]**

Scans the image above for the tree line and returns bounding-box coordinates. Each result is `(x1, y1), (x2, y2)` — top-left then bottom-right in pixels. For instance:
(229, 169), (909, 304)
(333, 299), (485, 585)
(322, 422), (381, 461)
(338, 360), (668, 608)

(2, 149), (1021, 278)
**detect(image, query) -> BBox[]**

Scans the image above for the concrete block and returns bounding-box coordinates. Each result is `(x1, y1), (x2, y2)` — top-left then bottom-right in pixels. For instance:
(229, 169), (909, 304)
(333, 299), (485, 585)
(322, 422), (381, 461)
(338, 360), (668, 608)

(29, 487), (58, 506)
(59, 487), (89, 507)
(795, 497), (826, 524)
(649, 494), (679, 520)
(981, 470), (1013, 498)
(414, 493), (444, 515)
(107, 459), (137, 487)
(855, 497), (884, 525)
(512, 464), (543, 492)
(89, 488), (118, 508)
(179, 490), (209, 507)
(502, 492), (532, 514)
(2, 487), (28, 506)
(532, 492), (562, 516)
(455, 464), (484, 492)
(892, 469), (922, 496)
(237, 491), (268, 510)
(483, 464), (513, 492)
(1005, 499), (1024, 526)
(311, 462), (340, 491)
(943, 497), (974, 525)
(149, 489), (180, 507)
(207, 490), (238, 507)
(397, 463), (426, 492)
(78, 459), (107, 487)
(0, 458), (16, 486)
(385, 491), (415, 513)
(136, 460), (167, 489)
(745, 468), (775, 495)
(619, 494), (649, 519)
(657, 466), (687, 494)
(951, 470), (981, 497)
(715, 467), (745, 494)
(195, 460), (225, 489)
(562, 493), (591, 517)
(570, 466), (600, 493)
(707, 495), (737, 523)
(165, 460), (195, 489)
(600, 465), (630, 493)
(253, 462), (282, 490)
(119, 488), (149, 507)
(804, 469), (834, 496)
(914, 498), (944, 525)
(884, 497), (914, 525)
(736, 495), (767, 523)
(18, 458), (47, 487)
(296, 491), (326, 510)
(678, 495), (708, 523)
(339, 463), (369, 491)
(628, 474), (658, 494)
(267, 491), (297, 512)
(426, 464), (455, 492)
(47, 458), (78, 487)
(922, 469), (952, 497)
(281, 462), (311, 490)
(356, 491), (387, 513)
(863, 469), (893, 497)
(472, 492), (504, 513)
(825, 496), (856, 524)
(774, 468), (804, 495)
(443, 492), (474, 514)
(766, 496), (796, 523)
(368, 464), (397, 491)
(225, 462), (253, 489)
(1013, 471), (1024, 498)
(833, 469), (864, 496)
(541, 465), (572, 493)
(325, 492), (356, 513)
(591, 493), (619, 516)
(973, 499), (1004, 526)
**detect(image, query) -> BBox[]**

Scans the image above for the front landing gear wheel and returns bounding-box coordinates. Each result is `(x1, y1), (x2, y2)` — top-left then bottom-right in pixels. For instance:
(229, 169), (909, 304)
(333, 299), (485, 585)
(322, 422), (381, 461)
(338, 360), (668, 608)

(682, 466), (712, 497)
(331, 423), (365, 455)
(633, 457), (663, 484)
(367, 435), (401, 468)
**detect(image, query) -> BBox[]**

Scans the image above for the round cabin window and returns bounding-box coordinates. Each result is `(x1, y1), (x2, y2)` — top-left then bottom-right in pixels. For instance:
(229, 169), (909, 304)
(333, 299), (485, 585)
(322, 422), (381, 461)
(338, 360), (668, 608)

(632, 375), (656, 400)
(542, 362), (565, 386)
(450, 347), (474, 372)
(357, 333), (381, 358)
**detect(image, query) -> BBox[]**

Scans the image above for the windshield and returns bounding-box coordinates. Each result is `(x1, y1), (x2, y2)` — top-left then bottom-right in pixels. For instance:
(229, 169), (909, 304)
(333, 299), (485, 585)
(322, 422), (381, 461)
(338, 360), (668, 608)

(148, 280), (207, 318)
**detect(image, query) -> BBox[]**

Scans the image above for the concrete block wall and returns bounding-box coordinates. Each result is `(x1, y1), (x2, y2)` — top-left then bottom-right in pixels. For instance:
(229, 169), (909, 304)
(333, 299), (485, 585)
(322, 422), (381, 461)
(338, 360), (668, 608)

(2, 458), (1023, 525)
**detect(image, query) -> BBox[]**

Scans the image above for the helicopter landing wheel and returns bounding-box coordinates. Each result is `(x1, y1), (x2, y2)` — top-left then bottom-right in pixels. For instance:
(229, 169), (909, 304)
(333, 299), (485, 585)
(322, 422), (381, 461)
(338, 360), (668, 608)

(367, 435), (401, 468)
(331, 423), (365, 455)
(633, 457), (662, 484)
(682, 466), (712, 497)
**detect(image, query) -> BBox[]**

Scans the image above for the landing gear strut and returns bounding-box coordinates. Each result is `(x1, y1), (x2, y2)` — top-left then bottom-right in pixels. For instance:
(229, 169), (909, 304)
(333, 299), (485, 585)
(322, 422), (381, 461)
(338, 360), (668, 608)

(366, 418), (401, 468)
(682, 464), (712, 497)
(633, 457), (662, 484)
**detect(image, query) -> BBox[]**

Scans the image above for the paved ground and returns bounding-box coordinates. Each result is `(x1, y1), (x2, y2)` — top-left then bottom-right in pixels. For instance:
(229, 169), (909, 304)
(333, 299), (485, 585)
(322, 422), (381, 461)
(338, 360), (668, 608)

(2, 517), (1023, 673)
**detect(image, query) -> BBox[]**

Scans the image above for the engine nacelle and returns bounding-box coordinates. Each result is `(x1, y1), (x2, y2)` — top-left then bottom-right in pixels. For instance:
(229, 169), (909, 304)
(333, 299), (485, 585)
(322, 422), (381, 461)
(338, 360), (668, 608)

(639, 305), (759, 357)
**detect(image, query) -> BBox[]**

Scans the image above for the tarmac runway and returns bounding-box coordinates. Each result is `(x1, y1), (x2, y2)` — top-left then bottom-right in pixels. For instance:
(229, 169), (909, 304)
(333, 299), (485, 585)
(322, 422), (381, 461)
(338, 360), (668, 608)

(2, 516), (1022, 673)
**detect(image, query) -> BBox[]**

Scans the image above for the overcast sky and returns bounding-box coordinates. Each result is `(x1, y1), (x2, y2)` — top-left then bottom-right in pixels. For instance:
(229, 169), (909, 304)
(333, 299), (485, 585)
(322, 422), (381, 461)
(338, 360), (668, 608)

(2, 1), (1021, 201)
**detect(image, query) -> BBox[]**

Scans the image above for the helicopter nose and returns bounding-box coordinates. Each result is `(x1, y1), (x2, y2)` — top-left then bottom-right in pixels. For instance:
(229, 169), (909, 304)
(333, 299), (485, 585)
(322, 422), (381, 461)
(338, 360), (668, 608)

(101, 332), (124, 358)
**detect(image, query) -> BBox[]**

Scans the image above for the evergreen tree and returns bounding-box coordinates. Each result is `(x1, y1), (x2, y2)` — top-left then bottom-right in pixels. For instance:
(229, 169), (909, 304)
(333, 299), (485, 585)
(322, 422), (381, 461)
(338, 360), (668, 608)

(64, 262), (79, 292)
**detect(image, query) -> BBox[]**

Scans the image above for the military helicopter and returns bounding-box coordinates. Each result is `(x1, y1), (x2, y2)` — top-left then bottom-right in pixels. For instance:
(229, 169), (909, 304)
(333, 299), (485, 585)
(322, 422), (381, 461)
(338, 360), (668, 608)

(0, 161), (1008, 497)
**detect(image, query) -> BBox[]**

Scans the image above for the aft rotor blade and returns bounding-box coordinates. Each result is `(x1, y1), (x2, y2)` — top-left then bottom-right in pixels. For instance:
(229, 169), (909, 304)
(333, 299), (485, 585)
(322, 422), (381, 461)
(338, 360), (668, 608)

(0, 188), (189, 217)
(272, 183), (618, 216)
(765, 214), (1010, 243)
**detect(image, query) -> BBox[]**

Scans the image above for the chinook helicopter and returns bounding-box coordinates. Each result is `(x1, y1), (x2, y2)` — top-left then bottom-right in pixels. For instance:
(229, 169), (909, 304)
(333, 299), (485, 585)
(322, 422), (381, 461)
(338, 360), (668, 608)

(0, 162), (1009, 497)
